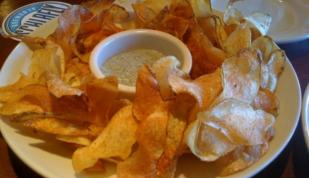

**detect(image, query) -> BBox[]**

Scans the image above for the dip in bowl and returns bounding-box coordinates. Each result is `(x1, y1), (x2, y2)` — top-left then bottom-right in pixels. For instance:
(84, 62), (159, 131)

(90, 29), (192, 97)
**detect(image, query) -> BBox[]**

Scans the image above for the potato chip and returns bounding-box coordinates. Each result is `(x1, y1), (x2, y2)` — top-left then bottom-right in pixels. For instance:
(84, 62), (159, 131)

(189, 0), (211, 17)
(64, 57), (93, 87)
(50, 5), (93, 60)
(245, 12), (271, 36)
(46, 72), (83, 98)
(260, 49), (286, 92)
(169, 0), (194, 19)
(85, 77), (119, 126)
(215, 144), (269, 176)
(133, 66), (168, 121)
(252, 36), (275, 62)
(221, 49), (260, 104)
(186, 99), (274, 161)
(199, 15), (228, 49)
(72, 105), (137, 172)
(252, 88), (279, 116)
(152, 56), (187, 100)
(82, 0), (114, 16)
(23, 117), (102, 137)
(28, 42), (65, 81)
(56, 135), (92, 146)
(223, 24), (251, 56)
(0, 101), (43, 116)
(251, 36), (286, 91)
(168, 68), (222, 116)
(117, 146), (157, 178)
(156, 114), (186, 176)
(186, 24), (226, 78)
(186, 119), (236, 161)
(0, 75), (39, 103)
(158, 14), (190, 40)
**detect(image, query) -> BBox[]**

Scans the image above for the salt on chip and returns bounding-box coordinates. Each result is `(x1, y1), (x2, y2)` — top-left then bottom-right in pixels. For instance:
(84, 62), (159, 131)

(72, 105), (137, 172)
(186, 99), (274, 161)
(221, 49), (260, 104)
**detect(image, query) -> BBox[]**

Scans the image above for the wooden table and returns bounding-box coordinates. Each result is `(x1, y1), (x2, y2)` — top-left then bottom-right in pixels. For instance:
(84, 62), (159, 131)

(0, 0), (308, 178)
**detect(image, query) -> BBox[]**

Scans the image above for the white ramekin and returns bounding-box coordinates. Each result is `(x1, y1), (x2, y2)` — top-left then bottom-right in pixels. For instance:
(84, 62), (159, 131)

(90, 29), (192, 98)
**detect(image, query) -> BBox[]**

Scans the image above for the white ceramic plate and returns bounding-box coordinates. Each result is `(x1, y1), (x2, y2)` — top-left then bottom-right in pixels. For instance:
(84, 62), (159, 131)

(302, 84), (309, 150)
(0, 42), (301, 178)
(211, 0), (309, 44)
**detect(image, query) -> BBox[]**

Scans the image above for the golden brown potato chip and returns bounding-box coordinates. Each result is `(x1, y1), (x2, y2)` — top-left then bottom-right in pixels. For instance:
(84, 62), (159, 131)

(189, 0), (211, 17)
(117, 146), (157, 178)
(260, 49), (286, 92)
(186, 119), (236, 161)
(29, 42), (65, 81)
(0, 101), (43, 116)
(85, 77), (119, 126)
(156, 114), (186, 176)
(152, 56), (187, 100)
(186, 99), (274, 161)
(215, 144), (269, 176)
(251, 36), (286, 91)
(50, 5), (93, 60)
(223, 24), (251, 56)
(221, 49), (260, 104)
(158, 14), (190, 40)
(23, 118), (102, 137)
(133, 66), (168, 121)
(64, 57), (93, 88)
(72, 105), (137, 172)
(198, 15), (227, 48)
(56, 135), (92, 146)
(252, 88), (279, 116)
(169, 0), (194, 19)
(186, 24), (226, 78)
(252, 36), (275, 62)
(46, 72), (83, 98)
(82, 0), (114, 16)
(137, 110), (169, 160)
(168, 68), (222, 111)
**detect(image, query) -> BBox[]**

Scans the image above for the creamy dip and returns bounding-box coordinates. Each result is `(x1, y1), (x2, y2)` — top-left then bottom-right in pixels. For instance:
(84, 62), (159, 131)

(101, 49), (164, 86)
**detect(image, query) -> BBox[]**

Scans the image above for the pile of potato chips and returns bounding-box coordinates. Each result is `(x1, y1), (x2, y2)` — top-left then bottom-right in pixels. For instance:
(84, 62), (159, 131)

(0, 0), (286, 177)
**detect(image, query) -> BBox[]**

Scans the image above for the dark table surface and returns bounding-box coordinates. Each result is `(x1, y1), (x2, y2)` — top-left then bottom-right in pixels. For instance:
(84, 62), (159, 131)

(0, 0), (308, 178)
